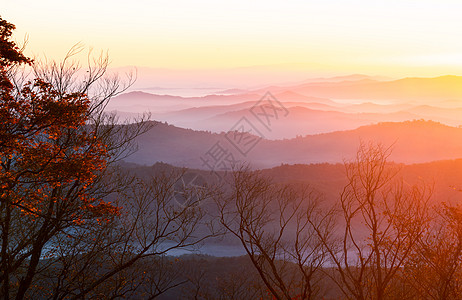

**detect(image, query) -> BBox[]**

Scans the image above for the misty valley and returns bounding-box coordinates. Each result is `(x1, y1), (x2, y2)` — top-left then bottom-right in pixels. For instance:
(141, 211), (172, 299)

(78, 74), (462, 299)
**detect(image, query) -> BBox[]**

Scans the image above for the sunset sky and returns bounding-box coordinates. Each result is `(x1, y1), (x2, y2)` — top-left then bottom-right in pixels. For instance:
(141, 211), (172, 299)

(3, 0), (462, 82)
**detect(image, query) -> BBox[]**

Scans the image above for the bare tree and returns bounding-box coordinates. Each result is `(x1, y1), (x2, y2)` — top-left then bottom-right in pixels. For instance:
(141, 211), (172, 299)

(309, 143), (431, 300)
(179, 255), (269, 300)
(24, 167), (219, 299)
(217, 168), (330, 300)
(401, 203), (462, 299)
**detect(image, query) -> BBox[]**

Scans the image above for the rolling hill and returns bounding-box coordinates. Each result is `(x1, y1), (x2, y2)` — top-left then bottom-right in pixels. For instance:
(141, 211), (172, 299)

(125, 120), (462, 169)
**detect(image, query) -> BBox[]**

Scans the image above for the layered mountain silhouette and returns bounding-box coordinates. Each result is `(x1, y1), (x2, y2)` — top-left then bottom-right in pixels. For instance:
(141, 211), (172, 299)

(108, 75), (462, 139)
(108, 75), (462, 168)
(126, 120), (462, 169)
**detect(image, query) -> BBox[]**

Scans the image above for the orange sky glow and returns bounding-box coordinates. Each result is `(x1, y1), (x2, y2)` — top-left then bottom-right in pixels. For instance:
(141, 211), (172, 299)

(3, 0), (462, 83)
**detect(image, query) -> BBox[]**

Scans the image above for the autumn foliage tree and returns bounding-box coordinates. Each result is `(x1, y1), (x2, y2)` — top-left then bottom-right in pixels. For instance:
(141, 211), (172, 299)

(0, 17), (126, 299)
(0, 17), (217, 299)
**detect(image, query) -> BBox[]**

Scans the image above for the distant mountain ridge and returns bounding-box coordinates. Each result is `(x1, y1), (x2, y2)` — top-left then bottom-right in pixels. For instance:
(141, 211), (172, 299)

(122, 156), (462, 207)
(108, 89), (462, 139)
(126, 120), (462, 169)
(263, 75), (462, 103)
(107, 75), (462, 139)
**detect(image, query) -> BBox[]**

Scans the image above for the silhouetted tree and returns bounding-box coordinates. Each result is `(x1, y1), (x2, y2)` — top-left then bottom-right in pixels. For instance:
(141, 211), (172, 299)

(217, 168), (330, 300)
(309, 143), (431, 300)
(0, 17), (218, 299)
(401, 203), (462, 299)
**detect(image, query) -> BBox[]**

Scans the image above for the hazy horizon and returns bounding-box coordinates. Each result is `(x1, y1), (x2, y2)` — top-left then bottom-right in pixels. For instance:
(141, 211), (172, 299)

(4, 0), (462, 80)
